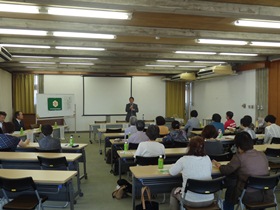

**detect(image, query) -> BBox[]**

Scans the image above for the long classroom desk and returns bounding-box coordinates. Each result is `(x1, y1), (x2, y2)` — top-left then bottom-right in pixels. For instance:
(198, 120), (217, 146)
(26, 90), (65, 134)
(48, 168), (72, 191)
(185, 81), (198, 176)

(254, 144), (280, 152)
(117, 148), (187, 179)
(0, 152), (83, 198)
(130, 162), (228, 210)
(0, 169), (77, 210)
(23, 142), (88, 180)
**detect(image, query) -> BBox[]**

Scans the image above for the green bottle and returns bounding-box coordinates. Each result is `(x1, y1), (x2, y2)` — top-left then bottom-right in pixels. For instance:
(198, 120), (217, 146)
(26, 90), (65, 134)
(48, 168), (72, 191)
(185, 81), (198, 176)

(158, 155), (164, 169)
(20, 127), (24, 135)
(54, 121), (58, 128)
(69, 135), (74, 146)
(124, 142), (128, 151)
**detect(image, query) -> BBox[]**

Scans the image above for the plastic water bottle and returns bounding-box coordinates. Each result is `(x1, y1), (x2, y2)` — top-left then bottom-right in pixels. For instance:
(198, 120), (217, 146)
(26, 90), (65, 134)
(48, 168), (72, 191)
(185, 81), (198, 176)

(54, 121), (58, 128)
(124, 142), (128, 151)
(20, 127), (24, 135)
(69, 135), (74, 146)
(218, 129), (223, 139)
(158, 155), (164, 169)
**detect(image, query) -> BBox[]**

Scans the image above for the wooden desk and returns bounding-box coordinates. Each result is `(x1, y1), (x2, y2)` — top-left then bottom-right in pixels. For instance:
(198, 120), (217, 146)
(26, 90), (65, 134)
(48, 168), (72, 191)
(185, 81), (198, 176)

(25, 143), (88, 180)
(130, 162), (227, 210)
(0, 152), (83, 199)
(254, 144), (280, 152)
(0, 169), (77, 210)
(191, 129), (233, 136)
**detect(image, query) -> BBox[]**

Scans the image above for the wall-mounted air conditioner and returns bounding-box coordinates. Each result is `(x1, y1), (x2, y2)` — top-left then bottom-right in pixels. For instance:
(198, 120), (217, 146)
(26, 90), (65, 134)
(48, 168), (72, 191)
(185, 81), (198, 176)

(170, 72), (196, 81)
(0, 46), (12, 62)
(197, 65), (232, 77)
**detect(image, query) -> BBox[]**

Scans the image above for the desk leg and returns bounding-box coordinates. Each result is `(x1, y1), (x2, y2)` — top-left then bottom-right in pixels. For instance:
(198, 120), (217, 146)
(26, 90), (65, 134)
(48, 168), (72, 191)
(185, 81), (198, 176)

(119, 158), (122, 180)
(132, 174), (136, 210)
(67, 180), (75, 210)
(82, 149), (87, 179)
(74, 160), (83, 197)
(110, 143), (114, 170)
(89, 125), (92, 144)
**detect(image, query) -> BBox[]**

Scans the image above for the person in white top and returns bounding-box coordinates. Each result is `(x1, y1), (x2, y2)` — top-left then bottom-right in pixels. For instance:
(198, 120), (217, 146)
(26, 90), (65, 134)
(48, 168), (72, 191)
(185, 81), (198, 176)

(264, 114), (280, 144)
(169, 136), (213, 210)
(125, 116), (137, 136)
(134, 125), (165, 158)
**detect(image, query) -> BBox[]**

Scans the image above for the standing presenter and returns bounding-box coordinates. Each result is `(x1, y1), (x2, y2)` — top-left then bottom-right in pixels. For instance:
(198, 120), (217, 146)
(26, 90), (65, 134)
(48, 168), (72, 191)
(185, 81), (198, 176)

(125, 97), (139, 122)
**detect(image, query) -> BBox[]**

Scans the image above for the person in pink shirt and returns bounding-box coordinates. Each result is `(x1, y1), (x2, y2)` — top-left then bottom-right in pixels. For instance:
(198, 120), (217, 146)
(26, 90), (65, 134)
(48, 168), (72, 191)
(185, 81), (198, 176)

(224, 111), (236, 129)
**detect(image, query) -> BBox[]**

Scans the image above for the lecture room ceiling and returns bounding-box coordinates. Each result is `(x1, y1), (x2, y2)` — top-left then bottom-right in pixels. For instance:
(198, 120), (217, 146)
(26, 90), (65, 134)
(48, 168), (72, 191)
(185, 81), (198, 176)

(0, 0), (280, 76)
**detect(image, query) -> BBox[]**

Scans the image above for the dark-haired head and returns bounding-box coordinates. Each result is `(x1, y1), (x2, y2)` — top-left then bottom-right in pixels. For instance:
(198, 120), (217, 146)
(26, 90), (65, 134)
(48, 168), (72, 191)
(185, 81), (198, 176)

(14, 111), (23, 120)
(226, 111), (234, 119)
(0, 111), (7, 117)
(190, 110), (198, 118)
(136, 120), (145, 131)
(265, 115), (276, 124)
(41, 124), (53, 136)
(201, 125), (218, 139)
(3, 122), (15, 134)
(234, 132), (253, 152)
(156, 116), (166, 126)
(186, 136), (206, 157)
(241, 115), (252, 127)
(146, 125), (159, 140)
(171, 120), (180, 130)
(212, 113), (221, 123)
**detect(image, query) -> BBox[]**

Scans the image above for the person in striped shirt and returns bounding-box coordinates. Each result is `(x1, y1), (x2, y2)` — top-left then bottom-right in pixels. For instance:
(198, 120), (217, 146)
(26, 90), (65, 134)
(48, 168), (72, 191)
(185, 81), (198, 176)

(264, 114), (280, 144)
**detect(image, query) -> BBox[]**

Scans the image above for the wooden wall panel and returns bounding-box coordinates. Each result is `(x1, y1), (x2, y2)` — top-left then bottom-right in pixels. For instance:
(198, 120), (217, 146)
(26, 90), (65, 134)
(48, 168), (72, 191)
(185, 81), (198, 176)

(268, 61), (280, 124)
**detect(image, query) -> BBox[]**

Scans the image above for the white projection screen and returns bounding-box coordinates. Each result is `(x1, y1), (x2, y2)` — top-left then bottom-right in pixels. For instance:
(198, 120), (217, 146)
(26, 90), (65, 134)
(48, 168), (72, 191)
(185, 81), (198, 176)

(83, 76), (132, 115)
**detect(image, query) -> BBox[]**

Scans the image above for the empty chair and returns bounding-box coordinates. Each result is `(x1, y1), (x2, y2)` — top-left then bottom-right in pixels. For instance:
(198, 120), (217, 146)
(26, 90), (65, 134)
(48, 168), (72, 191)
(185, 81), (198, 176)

(0, 176), (48, 210)
(271, 137), (280, 144)
(106, 128), (122, 133)
(209, 152), (233, 162)
(173, 141), (188, 148)
(134, 156), (159, 166)
(264, 148), (280, 173)
(183, 176), (225, 210)
(253, 138), (264, 145)
(128, 143), (139, 150)
(236, 174), (279, 210)
(37, 156), (69, 170)
(204, 141), (224, 155)
(265, 148), (280, 157)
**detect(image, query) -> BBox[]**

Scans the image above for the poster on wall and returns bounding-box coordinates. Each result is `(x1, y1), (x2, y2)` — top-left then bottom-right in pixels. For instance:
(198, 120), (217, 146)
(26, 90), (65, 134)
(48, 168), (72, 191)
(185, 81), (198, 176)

(37, 94), (75, 118)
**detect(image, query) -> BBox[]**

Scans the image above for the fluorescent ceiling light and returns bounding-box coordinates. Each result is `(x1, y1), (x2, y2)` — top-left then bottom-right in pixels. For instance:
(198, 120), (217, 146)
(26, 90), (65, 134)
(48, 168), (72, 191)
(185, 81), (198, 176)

(20, 61), (56, 64)
(53, 31), (115, 39)
(13, 55), (53, 58)
(0, 28), (47, 36)
(220, 52), (258, 56)
(59, 62), (94, 65)
(145, 64), (175, 67)
(197, 39), (247, 45)
(175, 51), (216, 55)
(250, 41), (280, 47)
(157, 60), (190, 63)
(178, 65), (206, 68)
(48, 7), (132, 20)
(194, 61), (226, 64)
(235, 19), (280, 29)
(55, 46), (105, 51)
(26, 66), (54, 69)
(0, 3), (40, 14)
(1, 44), (50, 49)
(59, 57), (98, 60)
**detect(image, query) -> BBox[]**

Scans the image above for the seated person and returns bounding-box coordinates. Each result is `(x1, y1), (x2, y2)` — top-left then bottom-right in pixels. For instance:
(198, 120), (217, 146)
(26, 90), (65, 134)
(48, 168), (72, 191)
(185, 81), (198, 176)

(212, 132), (271, 210)
(184, 110), (200, 137)
(224, 111), (236, 129)
(163, 120), (187, 143)
(264, 114), (280, 144)
(240, 115), (256, 139)
(128, 120), (149, 144)
(125, 116), (137, 137)
(169, 136), (213, 210)
(0, 122), (30, 151)
(134, 125), (165, 157)
(12, 111), (25, 131)
(0, 111), (7, 134)
(209, 113), (225, 134)
(201, 125), (224, 155)
(155, 116), (169, 136)
(38, 124), (62, 151)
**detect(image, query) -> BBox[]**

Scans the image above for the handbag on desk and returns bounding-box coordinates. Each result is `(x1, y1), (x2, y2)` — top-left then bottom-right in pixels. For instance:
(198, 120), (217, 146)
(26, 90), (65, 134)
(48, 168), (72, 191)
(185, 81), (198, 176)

(136, 186), (159, 210)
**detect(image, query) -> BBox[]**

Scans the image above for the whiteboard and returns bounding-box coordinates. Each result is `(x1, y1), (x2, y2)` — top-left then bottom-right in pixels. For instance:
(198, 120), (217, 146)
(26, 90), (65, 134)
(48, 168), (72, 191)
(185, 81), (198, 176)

(83, 76), (131, 115)
(36, 94), (75, 118)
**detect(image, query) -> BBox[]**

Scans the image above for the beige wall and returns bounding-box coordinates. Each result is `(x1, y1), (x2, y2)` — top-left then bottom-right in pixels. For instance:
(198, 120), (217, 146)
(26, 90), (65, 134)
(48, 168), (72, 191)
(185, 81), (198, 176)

(0, 69), (12, 121)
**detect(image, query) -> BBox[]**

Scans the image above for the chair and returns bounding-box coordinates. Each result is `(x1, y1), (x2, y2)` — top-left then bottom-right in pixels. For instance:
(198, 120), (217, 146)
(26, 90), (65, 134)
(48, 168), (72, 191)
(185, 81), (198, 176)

(183, 176), (225, 210)
(37, 156), (69, 170)
(209, 152), (233, 161)
(173, 141), (188, 148)
(271, 137), (280, 144)
(135, 156), (159, 166)
(205, 141), (224, 155)
(0, 147), (13, 152)
(36, 148), (61, 153)
(94, 120), (107, 124)
(128, 143), (139, 150)
(192, 128), (203, 131)
(236, 174), (279, 210)
(253, 138), (264, 145)
(106, 128), (122, 133)
(0, 176), (48, 210)
(264, 148), (280, 173)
